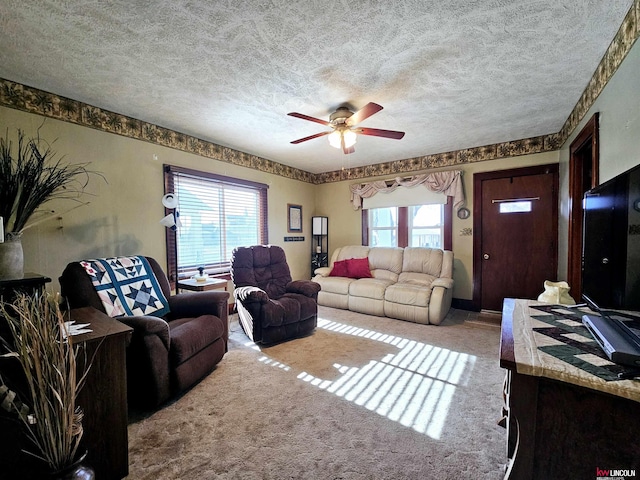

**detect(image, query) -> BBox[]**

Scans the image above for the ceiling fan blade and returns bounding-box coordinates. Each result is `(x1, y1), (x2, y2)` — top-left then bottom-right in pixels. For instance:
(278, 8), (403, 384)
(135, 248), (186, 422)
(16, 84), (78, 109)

(346, 102), (383, 126)
(288, 112), (331, 126)
(290, 131), (331, 144)
(356, 127), (405, 140)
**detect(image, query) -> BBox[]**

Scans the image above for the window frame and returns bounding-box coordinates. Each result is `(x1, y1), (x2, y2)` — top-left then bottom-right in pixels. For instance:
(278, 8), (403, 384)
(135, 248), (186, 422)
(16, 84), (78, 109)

(362, 197), (453, 250)
(164, 164), (268, 288)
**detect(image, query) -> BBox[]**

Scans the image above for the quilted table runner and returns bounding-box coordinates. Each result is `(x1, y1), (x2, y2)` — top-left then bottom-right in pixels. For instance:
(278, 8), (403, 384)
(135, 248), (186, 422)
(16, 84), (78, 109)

(510, 299), (640, 403)
(80, 256), (169, 318)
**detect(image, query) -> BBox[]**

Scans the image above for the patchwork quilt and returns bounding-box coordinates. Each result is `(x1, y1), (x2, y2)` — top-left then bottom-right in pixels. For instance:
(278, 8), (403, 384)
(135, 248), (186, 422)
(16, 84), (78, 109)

(80, 256), (170, 318)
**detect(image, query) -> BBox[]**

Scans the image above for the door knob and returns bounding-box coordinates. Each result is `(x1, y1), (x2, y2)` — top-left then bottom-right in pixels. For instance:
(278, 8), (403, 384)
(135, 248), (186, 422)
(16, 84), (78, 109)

(483, 253), (490, 260)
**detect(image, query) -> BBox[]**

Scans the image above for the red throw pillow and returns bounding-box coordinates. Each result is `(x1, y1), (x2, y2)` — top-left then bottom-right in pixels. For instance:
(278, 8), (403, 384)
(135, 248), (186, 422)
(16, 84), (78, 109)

(329, 259), (349, 277)
(346, 257), (372, 279)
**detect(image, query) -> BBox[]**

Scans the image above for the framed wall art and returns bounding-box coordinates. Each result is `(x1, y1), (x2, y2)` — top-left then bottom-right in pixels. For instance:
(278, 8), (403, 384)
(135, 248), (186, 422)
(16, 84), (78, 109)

(287, 204), (302, 232)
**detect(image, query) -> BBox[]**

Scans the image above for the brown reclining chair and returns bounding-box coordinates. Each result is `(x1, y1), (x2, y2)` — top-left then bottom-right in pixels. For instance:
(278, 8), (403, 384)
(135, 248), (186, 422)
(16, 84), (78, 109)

(231, 245), (320, 345)
(59, 256), (229, 408)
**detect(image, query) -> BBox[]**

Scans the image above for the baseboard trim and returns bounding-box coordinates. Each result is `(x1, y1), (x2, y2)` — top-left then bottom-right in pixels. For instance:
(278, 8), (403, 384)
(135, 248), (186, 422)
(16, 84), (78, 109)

(452, 298), (480, 312)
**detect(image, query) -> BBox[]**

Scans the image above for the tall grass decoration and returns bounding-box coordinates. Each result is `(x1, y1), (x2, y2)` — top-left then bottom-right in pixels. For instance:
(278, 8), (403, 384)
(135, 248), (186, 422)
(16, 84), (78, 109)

(0, 292), (89, 472)
(0, 128), (91, 240)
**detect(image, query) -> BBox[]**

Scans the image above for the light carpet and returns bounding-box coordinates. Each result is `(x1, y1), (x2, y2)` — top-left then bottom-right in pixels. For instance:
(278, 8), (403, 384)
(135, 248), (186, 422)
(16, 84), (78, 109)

(127, 306), (505, 479)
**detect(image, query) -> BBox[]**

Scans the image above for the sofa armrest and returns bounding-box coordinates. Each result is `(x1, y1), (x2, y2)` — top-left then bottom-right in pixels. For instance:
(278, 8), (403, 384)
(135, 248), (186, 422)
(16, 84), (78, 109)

(234, 286), (269, 304)
(168, 291), (229, 320)
(432, 278), (454, 289)
(287, 280), (321, 297)
(429, 284), (454, 326)
(314, 267), (331, 277)
(116, 315), (171, 350)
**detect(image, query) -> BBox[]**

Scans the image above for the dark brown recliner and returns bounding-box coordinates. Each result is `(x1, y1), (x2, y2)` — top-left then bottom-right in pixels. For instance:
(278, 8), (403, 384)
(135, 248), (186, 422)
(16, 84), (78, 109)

(231, 245), (321, 345)
(59, 256), (229, 408)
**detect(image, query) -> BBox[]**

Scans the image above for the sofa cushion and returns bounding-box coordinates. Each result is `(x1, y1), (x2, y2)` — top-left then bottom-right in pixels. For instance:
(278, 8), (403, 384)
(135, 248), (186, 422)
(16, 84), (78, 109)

(349, 278), (395, 300)
(329, 259), (349, 277)
(397, 272), (437, 287)
(232, 245), (291, 299)
(345, 257), (372, 279)
(314, 276), (354, 295)
(336, 245), (370, 262)
(384, 283), (433, 307)
(402, 247), (443, 277)
(281, 292), (317, 320)
(260, 297), (300, 327)
(170, 315), (225, 365)
(368, 247), (403, 281)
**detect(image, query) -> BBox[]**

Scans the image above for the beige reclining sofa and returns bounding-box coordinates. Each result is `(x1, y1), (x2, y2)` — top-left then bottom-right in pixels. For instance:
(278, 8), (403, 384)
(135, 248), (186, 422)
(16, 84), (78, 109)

(312, 245), (454, 325)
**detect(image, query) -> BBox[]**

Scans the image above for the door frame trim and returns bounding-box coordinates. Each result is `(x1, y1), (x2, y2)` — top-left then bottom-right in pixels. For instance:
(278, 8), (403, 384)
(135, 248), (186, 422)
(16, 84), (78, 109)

(567, 113), (599, 302)
(472, 163), (559, 311)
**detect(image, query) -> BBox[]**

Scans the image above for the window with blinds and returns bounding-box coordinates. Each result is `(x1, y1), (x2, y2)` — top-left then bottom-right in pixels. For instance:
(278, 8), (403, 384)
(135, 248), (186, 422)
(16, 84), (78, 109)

(164, 165), (268, 282)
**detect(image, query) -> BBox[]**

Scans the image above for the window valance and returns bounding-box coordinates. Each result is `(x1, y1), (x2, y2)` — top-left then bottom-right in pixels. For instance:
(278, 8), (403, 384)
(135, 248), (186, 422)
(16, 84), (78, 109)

(349, 170), (464, 210)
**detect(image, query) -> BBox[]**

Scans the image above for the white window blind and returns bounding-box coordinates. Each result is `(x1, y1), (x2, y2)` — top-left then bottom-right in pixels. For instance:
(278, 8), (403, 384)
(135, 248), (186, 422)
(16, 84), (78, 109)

(164, 165), (268, 280)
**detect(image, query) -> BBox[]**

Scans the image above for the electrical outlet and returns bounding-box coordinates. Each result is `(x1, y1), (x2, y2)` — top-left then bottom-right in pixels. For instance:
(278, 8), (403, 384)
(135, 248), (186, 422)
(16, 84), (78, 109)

(460, 228), (472, 236)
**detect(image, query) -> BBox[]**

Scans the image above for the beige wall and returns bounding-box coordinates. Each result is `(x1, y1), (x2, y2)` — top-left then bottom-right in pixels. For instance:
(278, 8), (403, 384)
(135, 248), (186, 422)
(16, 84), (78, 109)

(558, 40), (640, 281)
(0, 105), (559, 303)
(1, 106), (316, 293)
(315, 151), (560, 301)
(4, 38), (638, 303)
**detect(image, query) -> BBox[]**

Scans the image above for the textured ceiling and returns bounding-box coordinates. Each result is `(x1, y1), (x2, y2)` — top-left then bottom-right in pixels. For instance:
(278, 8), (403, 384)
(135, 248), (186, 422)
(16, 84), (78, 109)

(0, 1), (633, 174)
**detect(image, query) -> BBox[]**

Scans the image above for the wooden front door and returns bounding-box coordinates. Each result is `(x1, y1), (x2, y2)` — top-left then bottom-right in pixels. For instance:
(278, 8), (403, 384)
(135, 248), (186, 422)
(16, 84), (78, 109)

(473, 164), (559, 311)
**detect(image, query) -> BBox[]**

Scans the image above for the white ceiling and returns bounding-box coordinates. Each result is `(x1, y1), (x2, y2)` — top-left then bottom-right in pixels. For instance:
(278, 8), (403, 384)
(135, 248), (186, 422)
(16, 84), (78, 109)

(0, 1), (633, 174)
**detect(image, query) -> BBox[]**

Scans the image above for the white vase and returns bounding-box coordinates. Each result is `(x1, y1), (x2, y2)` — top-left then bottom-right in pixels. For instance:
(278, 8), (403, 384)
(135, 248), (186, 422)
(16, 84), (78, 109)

(537, 280), (576, 305)
(0, 236), (24, 279)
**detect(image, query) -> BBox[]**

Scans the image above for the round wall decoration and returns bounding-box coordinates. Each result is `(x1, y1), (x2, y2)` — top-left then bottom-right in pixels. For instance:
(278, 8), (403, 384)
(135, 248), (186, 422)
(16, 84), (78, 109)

(457, 207), (471, 219)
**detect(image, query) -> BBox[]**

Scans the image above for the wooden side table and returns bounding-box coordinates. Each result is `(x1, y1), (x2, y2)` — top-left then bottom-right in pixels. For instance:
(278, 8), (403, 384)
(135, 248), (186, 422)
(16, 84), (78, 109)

(70, 307), (133, 480)
(178, 277), (228, 293)
(500, 299), (640, 479)
(0, 272), (51, 299)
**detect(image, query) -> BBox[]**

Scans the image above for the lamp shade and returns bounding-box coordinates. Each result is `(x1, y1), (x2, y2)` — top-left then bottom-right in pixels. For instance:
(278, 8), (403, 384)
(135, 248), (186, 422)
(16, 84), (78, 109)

(343, 129), (357, 148)
(328, 131), (341, 149)
(328, 129), (357, 149)
(162, 193), (178, 209)
(312, 216), (328, 235)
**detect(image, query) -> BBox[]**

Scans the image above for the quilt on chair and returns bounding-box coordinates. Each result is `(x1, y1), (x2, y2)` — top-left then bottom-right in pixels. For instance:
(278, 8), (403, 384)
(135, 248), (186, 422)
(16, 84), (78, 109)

(80, 256), (169, 317)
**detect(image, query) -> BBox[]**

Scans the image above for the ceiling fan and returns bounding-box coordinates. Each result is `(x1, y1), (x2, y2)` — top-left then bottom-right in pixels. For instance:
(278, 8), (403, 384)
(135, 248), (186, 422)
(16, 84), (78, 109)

(288, 102), (405, 154)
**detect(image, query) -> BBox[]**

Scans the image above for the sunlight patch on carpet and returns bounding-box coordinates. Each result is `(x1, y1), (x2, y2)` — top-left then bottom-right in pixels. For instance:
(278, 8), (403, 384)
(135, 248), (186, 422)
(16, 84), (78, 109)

(256, 317), (477, 440)
(257, 356), (291, 371)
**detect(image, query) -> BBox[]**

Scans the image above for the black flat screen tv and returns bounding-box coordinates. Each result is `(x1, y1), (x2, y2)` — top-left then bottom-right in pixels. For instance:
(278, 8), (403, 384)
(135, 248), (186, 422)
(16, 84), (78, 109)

(582, 162), (640, 312)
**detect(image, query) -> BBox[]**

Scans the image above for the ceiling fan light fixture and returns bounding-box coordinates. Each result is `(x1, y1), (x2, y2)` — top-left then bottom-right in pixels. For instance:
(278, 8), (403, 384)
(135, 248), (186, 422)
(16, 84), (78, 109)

(328, 128), (357, 149)
(328, 130), (342, 149)
(290, 102), (403, 153)
(343, 129), (357, 148)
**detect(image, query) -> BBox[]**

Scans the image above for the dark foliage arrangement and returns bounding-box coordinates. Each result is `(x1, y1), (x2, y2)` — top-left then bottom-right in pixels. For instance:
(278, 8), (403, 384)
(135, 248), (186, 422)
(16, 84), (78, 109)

(0, 128), (90, 241)
(0, 293), (90, 471)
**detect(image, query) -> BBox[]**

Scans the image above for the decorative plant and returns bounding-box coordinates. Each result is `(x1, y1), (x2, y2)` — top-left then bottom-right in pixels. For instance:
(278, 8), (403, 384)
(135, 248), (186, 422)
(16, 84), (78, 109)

(0, 128), (92, 241)
(0, 292), (90, 472)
